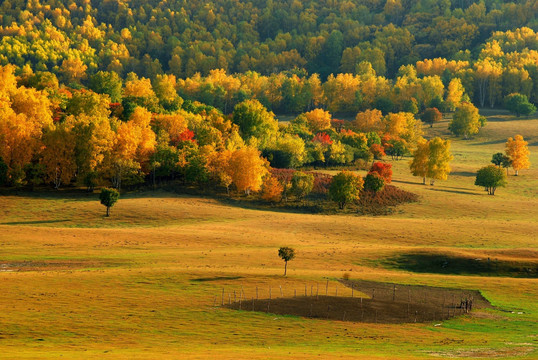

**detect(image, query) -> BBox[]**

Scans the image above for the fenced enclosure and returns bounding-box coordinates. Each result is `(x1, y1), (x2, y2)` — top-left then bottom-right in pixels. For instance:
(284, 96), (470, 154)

(218, 279), (491, 324)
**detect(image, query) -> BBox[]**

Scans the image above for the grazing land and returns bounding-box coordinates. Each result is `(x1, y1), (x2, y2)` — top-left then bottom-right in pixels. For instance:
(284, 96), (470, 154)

(1, 113), (538, 359)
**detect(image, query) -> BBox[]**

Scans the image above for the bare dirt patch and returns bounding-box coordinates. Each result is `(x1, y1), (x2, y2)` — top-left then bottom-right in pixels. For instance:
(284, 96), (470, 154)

(225, 279), (491, 324)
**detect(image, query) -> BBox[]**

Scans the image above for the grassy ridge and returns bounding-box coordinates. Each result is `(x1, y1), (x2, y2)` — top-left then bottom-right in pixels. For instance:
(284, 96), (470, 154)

(0, 111), (537, 359)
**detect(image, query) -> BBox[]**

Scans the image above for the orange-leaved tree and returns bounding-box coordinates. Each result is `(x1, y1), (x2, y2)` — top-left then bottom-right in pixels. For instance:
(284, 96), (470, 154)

(261, 175), (283, 203)
(505, 135), (530, 175)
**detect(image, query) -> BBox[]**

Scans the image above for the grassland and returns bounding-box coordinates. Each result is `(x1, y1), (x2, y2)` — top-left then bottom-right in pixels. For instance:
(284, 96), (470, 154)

(0, 110), (537, 359)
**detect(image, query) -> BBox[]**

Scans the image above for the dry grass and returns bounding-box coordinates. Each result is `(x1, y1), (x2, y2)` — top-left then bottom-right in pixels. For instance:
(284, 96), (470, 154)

(0, 111), (537, 359)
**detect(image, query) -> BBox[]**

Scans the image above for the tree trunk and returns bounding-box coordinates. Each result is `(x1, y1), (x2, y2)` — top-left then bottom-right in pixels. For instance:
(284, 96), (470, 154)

(515, 169), (519, 176)
(284, 261), (287, 276)
(422, 177), (426, 185)
(106, 206), (110, 217)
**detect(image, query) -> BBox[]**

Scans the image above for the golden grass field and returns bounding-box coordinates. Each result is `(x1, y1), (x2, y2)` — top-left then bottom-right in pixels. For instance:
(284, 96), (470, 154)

(0, 110), (537, 359)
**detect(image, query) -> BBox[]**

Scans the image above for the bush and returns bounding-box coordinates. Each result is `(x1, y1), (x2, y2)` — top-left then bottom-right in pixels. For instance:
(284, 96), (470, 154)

(291, 171), (314, 200)
(364, 173), (385, 193)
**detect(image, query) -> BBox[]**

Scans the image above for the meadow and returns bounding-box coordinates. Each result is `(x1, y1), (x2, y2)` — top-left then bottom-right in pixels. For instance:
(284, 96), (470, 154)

(0, 110), (537, 359)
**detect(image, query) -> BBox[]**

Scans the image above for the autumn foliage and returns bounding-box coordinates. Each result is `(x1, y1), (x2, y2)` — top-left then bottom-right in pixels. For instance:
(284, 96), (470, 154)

(369, 162), (393, 183)
(505, 135), (531, 176)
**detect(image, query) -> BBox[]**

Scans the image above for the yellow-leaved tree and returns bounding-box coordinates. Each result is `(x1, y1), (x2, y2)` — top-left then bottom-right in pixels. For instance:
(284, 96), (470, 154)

(108, 107), (156, 189)
(206, 148), (234, 194)
(409, 139), (430, 184)
(0, 65), (54, 185)
(67, 114), (115, 189)
(354, 109), (384, 133)
(41, 122), (77, 189)
(228, 146), (268, 195)
(426, 137), (453, 185)
(304, 108), (332, 133)
(445, 78), (465, 111)
(505, 135), (530, 175)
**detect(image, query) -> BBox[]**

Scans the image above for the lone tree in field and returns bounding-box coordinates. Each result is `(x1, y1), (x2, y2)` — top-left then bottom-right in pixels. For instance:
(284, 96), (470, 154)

(475, 165), (507, 195)
(426, 137), (453, 186)
(329, 171), (364, 209)
(448, 102), (481, 138)
(99, 188), (120, 217)
(278, 247), (295, 276)
(505, 135), (530, 176)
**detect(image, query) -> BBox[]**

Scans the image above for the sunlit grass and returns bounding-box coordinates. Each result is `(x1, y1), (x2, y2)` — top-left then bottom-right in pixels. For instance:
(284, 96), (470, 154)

(0, 112), (537, 358)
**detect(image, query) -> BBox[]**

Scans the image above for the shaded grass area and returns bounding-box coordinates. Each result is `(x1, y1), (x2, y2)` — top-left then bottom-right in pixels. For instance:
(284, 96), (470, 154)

(226, 280), (490, 324)
(384, 253), (538, 278)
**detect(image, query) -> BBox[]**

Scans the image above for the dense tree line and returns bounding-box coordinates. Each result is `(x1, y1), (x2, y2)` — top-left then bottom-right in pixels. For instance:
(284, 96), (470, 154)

(0, 62), (428, 197)
(0, 1), (537, 112)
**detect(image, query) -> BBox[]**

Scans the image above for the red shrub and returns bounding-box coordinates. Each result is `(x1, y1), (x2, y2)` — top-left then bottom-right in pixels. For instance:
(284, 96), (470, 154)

(312, 132), (333, 145)
(369, 162), (392, 183)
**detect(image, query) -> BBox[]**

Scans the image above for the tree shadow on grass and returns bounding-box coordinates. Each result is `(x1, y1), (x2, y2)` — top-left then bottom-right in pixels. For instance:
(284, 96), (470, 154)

(0, 188), (98, 202)
(427, 188), (481, 196)
(450, 171), (476, 177)
(468, 139), (506, 146)
(391, 179), (425, 186)
(1, 219), (70, 225)
(384, 253), (538, 278)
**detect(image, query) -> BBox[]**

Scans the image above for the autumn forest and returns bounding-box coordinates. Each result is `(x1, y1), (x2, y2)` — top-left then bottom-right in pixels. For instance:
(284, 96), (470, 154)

(1, 1), (537, 359)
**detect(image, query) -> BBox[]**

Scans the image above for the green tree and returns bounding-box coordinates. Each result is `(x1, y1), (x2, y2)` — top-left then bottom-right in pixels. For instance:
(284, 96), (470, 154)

(491, 152), (510, 168)
(449, 102), (481, 138)
(364, 172), (385, 193)
(278, 247), (295, 276)
(475, 165), (507, 195)
(232, 99), (278, 147)
(99, 188), (120, 217)
(291, 171), (314, 201)
(329, 171), (364, 209)
(89, 71), (123, 102)
(504, 93), (536, 117)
